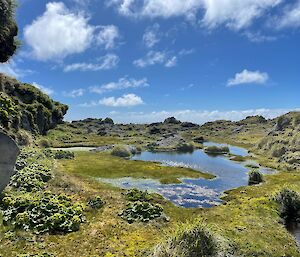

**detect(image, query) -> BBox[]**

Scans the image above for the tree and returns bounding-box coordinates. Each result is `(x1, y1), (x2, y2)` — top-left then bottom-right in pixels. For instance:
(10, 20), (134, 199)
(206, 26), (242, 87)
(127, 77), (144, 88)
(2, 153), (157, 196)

(0, 0), (18, 63)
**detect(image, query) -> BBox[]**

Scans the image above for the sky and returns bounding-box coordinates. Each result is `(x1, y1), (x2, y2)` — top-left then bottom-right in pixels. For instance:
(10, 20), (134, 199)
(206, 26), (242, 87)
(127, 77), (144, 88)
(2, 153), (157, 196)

(0, 0), (300, 124)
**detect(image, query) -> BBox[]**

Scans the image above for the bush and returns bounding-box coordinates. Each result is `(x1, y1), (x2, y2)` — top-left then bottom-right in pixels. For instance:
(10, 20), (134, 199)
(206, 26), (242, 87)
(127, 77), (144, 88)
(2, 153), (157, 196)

(248, 170), (263, 185)
(274, 188), (300, 221)
(271, 145), (286, 158)
(111, 146), (131, 158)
(10, 163), (52, 192)
(119, 201), (163, 224)
(153, 221), (220, 257)
(125, 189), (153, 202)
(87, 196), (105, 209)
(39, 139), (51, 148)
(44, 150), (75, 160)
(0, 192), (85, 234)
(204, 145), (230, 155)
(176, 143), (194, 153)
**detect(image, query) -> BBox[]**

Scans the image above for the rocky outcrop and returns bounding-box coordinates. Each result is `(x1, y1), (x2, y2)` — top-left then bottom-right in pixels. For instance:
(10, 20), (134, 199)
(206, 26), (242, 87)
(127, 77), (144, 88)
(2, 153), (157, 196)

(0, 74), (68, 137)
(0, 131), (19, 192)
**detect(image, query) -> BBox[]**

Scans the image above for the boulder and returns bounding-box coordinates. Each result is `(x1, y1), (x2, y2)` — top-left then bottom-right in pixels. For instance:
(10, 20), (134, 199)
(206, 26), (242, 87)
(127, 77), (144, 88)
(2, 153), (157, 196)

(0, 131), (19, 192)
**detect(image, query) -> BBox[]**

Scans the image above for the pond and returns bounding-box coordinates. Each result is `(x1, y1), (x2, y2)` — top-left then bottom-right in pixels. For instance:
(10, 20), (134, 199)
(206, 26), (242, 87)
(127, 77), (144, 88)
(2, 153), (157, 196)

(286, 221), (300, 247)
(100, 142), (276, 208)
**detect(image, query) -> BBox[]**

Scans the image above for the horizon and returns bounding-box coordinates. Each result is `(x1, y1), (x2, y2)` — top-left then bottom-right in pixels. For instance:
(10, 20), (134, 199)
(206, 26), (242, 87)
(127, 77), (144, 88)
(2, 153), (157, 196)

(0, 0), (300, 123)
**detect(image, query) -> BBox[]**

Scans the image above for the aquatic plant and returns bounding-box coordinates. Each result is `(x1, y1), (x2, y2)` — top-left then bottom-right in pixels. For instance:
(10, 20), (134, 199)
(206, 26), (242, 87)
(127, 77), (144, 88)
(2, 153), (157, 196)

(248, 170), (264, 185)
(119, 201), (163, 223)
(153, 221), (221, 257)
(274, 188), (300, 221)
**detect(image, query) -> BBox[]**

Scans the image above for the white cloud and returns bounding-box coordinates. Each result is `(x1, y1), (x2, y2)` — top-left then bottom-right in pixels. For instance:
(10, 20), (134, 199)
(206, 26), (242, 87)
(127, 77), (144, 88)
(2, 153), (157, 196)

(96, 25), (120, 49)
(274, 1), (300, 29)
(108, 0), (282, 30)
(133, 51), (179, 68)
(81, 93), (144, 107)
(243, 31), (277, 43)
(165, 56), (177, 67)
(32, 82), (54, 95)
(63, 54), (119, 72)
(90, 77), (149, 94)
(227, 69), (269, 86)
(24, 2), (120, 61)
(108, 108), (300, 124)
(63, 88), (85, 98)
(143, 23), (161, 48)
(99, 94), (144, 107)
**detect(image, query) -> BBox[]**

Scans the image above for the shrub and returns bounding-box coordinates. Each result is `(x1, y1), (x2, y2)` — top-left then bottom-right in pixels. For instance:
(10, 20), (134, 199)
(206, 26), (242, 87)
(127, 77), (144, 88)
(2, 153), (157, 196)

(10, 163), (52, 192)
(274, 188), (300, 221)
(111, 146), (131, 158)
(248, 170), (263, 185)
(125, 189), (153, 202)
(44, 150), (75, 160)
(153, 221), (220, 257)
(204, 145), (230, 155)
(39, 139), (51, 148)
(0, 192), (85, 234)
(176, 143), (194, 153)
(271, 145), (286, 157)
(119, 201), (163, 224)
(87, 196), (105, 209)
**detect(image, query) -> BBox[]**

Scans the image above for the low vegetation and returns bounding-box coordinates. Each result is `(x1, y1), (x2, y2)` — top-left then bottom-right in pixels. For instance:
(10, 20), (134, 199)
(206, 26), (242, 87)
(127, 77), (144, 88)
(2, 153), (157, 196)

(176, 142), (194, 152)
(125, 188), (153, 202)
(153, 221), (223, 257)
(275, 188), (300, 222)
(248, 170), (264, 185)
(111, 145), (132, 158)
(204, 145), (230, 155)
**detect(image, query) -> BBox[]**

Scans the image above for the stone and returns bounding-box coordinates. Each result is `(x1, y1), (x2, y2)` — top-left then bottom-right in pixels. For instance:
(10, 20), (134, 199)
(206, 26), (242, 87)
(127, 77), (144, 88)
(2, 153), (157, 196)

(0, 131), (19, 192)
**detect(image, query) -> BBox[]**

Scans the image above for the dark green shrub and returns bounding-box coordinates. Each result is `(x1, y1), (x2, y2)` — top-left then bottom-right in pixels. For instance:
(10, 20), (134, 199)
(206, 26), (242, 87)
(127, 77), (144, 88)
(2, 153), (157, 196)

(111, 146), (131, 158)
(87, 196), (105, 209)
(0, 192), (85, 234)
(248, 170), (263, 185)
(119, 201), (163, 223)
(125, 189), (153, 202)
(204, 146), (230, 155)
(44, 150), (74, 159)
(275, 188), (300, 221)
(10, 163), (52, 192)
(176, 143), (194, 153)
(39, 139), (51, 148)
(153, 221), (220, 257)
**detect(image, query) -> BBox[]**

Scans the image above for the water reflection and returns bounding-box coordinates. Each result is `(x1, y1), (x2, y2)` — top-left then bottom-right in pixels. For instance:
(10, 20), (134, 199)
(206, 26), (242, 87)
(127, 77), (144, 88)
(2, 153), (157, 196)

(100, 143), (276, 208)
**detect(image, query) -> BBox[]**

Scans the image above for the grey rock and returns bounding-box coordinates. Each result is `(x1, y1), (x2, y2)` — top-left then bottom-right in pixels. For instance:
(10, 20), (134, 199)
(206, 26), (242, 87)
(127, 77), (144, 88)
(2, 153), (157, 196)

(0, 132), (19, 192)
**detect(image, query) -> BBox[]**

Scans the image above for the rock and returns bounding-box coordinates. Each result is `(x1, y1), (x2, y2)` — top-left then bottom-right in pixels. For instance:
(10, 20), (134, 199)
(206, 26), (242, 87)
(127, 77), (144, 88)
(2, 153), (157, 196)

(164, 117), (181, 124)
(0, 131), (19, 192)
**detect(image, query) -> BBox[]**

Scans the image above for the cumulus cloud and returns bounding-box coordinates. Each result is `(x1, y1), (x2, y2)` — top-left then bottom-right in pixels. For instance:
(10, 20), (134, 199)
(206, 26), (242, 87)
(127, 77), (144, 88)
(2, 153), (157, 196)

(90, 77), (149, 94)
(108, 0), (282, 30)
(32, 82), (54, 95)
(227, 69), (269, 86)
(108, 108), (300, 124)
(24, 2), (120, 61)
(81, 93), (144, 107)
(63, 54), (119, 72)
(63, 88), (85, 98)
(143, 23), (161, 48)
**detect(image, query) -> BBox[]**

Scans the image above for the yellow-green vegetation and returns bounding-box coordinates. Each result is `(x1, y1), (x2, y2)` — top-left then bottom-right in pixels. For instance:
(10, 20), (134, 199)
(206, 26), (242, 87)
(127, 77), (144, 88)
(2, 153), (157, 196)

(58, 151), (214, 184)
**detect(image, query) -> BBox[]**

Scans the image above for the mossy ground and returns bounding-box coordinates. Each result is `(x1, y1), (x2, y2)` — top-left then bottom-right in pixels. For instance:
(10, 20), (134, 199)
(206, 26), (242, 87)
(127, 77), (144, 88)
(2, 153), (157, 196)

(58, 151), (214, 184)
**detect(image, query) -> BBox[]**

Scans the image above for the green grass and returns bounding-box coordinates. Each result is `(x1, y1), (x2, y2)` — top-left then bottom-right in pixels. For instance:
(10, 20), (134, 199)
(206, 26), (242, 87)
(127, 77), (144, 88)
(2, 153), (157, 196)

(58, 151), (214, 184)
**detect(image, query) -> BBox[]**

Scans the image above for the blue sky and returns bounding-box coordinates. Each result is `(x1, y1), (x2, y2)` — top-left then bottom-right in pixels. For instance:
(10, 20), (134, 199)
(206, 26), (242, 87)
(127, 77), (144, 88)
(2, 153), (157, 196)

(0, 0), (299, 123)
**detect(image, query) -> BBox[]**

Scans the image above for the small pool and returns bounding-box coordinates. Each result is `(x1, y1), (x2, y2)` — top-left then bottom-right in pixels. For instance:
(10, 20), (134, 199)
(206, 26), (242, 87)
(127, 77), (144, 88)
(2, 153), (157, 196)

(100, 142), (276, 208)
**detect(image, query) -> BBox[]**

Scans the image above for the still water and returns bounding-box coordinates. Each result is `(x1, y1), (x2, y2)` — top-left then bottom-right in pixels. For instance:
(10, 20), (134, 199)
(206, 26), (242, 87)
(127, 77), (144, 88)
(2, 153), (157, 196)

(100, 142), (275, 208)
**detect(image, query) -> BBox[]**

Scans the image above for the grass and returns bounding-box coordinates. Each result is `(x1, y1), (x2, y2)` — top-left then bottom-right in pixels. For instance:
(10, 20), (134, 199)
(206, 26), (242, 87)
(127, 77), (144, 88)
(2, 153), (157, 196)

(58, 151), (214, 184)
